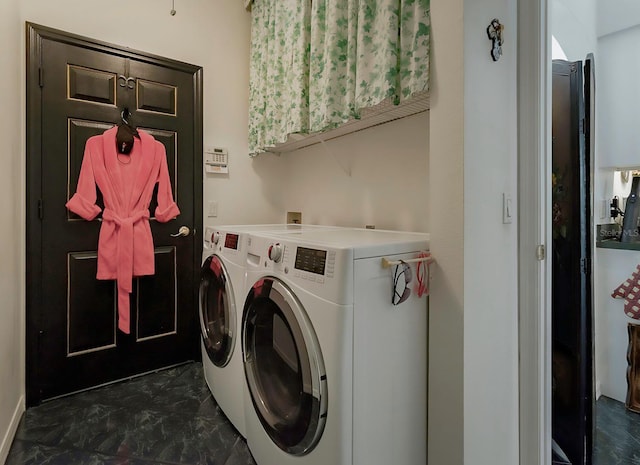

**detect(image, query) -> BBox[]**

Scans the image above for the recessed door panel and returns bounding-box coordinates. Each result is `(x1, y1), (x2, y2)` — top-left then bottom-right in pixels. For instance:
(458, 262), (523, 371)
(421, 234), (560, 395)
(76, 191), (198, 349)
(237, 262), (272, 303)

(67, 252), (117, 356)
(136, 247), (177, 341)
(67, 65), (117, 105)
(137, 79), (177, 116)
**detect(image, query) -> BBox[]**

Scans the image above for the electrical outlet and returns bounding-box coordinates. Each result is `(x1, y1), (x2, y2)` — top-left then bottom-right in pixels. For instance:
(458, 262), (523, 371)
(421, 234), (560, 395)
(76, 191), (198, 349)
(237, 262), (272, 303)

(287, 211), (302, 224)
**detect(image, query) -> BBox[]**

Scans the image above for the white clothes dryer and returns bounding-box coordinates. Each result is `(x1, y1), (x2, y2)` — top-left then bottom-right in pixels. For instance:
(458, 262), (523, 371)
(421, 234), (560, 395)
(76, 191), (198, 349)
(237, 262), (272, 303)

(241, 228), (429, 465)
(199, 224), (344, 438)
(200, 225), (248, 436)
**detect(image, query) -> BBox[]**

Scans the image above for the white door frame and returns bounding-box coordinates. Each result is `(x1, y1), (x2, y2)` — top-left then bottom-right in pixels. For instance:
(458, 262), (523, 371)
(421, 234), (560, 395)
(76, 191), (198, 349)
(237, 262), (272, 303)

(518, 0), (552, 464)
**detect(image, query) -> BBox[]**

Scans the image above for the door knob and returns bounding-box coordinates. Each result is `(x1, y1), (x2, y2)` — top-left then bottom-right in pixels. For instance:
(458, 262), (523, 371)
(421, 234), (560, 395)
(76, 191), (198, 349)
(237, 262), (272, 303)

(171, 226), (191, 237)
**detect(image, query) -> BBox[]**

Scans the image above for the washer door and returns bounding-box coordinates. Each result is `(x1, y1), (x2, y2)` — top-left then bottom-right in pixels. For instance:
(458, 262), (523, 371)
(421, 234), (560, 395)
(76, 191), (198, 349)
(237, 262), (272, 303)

(199, 255), (236, 367)
(243, 277), (327, 456)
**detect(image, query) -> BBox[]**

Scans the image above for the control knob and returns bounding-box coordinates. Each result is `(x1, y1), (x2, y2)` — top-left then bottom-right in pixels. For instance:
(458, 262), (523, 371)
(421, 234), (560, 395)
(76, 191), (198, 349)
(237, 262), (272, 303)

(268, 243), (283, 263)
(212, 231), (221, 245)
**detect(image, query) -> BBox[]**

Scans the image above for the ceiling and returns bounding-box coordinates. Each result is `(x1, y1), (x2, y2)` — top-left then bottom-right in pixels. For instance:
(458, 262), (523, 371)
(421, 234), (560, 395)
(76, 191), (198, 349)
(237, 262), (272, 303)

(597, 0), (640, 37)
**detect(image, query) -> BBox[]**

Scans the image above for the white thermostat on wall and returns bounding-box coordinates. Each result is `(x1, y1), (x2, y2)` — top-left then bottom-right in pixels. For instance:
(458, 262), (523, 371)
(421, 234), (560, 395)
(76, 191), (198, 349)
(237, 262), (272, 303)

(204, 147), (229, 174)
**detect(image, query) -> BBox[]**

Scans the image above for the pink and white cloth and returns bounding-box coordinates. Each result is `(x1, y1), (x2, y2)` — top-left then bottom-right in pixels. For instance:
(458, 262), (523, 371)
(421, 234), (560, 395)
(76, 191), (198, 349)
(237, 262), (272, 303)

(66, 126), (180, 334)
(611, 264), (640, 320)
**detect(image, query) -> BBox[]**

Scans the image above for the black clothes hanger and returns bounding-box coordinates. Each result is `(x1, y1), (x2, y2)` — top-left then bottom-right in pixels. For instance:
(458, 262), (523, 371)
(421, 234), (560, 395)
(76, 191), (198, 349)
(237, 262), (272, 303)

(116, 107), (140, 155)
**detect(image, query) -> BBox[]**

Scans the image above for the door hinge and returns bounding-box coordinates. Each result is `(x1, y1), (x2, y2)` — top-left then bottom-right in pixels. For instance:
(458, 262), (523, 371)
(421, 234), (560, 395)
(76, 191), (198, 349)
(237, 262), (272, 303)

(580, 257), (589, 274)
(38, 67), (43, 88)
(580, 118), (586, 135)
(536, 244), (545, 261)
(37, 199), (43, 220)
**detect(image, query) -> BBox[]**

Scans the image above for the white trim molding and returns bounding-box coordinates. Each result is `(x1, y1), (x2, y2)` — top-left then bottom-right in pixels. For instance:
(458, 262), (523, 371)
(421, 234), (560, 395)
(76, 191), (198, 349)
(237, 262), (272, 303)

(518, 0), (552, 463)
(0, 395), (25, 464)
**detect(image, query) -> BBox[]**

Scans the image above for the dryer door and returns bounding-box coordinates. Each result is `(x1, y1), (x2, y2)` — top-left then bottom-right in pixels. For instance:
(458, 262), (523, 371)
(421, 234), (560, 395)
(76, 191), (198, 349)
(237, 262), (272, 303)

(243, 277), (327, 456)
(199, 255), (236, 367)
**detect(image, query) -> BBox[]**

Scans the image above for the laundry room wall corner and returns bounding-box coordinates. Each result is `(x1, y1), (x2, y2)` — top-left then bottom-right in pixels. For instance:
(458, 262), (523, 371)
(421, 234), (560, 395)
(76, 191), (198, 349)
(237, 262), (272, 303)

(428, 0), (465, 463)
(0, 0), (25, 461)
(429, 0), (520, 464)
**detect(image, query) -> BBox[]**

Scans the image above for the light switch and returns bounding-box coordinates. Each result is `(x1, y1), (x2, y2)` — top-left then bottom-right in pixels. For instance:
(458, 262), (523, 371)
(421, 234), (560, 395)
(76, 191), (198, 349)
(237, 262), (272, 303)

(208, 201), (218, 218)
(503, 193), (513, 224)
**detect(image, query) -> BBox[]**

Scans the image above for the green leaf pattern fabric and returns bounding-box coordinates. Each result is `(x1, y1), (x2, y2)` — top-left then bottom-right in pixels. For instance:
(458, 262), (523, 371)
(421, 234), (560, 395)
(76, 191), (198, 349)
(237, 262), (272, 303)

(309, 0), (359, 131)
(248, 0), (430, 156)
(399, 0), (430, 101)
(248, 0), (311, 155)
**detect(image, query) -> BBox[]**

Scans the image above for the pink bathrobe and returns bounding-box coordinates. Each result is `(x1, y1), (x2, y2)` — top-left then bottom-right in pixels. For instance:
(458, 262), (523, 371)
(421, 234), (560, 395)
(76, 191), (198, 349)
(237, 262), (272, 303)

(66, 126), (180, 334)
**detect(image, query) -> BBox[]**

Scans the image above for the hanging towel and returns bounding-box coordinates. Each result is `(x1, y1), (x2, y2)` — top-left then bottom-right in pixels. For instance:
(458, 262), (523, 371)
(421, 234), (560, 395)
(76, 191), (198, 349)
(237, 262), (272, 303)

(611, 264), (640, 319)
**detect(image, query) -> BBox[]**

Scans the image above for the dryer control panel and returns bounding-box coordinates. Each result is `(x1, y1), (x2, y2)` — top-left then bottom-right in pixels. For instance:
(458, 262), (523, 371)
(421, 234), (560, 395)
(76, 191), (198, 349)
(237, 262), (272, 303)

(246, 234), (354, 305)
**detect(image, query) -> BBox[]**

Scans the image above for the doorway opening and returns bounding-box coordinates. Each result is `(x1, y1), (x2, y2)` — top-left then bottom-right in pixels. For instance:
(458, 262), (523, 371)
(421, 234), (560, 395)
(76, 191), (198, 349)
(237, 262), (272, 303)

(551, 17), (640, 463)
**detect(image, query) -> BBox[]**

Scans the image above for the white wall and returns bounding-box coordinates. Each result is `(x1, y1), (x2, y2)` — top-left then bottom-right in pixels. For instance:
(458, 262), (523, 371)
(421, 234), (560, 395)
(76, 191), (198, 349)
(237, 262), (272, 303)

(429, 0), (519, 465)
(279, 112), (429, 231)
(462, 0), (519, 463)
(430, 0), (519, 464)
(552, 0), (597, 61)
(597, 0), (640, 37)
(0, 0), (24, 461)
(428, 0), (464, 461)
(597, 26), (640, 170)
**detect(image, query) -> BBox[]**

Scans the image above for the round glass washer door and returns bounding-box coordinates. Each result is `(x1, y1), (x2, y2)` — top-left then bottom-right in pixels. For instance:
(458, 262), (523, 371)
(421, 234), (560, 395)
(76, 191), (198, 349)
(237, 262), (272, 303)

(199, 255), (236, 367)
(243, 277), (327, 456)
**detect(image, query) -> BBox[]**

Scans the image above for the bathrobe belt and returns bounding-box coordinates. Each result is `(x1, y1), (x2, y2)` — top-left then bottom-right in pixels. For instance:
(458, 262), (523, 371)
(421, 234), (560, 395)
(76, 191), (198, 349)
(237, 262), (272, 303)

(103, 208), (150, 334)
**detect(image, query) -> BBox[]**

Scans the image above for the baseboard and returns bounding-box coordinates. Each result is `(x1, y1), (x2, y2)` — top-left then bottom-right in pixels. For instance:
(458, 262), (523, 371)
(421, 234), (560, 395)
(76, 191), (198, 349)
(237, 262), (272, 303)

(0, 395), (25, 464)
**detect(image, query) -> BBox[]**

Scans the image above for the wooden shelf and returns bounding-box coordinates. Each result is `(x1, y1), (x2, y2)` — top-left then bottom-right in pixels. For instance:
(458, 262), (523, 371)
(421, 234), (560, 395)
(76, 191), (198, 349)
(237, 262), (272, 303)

(265, 92), (429, 154)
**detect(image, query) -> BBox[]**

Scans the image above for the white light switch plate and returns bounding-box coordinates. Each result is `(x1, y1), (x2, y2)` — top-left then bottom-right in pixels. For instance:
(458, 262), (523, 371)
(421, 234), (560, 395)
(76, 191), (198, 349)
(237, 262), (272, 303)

(503, 193), (513, 224)
(207, 201), (218, 218)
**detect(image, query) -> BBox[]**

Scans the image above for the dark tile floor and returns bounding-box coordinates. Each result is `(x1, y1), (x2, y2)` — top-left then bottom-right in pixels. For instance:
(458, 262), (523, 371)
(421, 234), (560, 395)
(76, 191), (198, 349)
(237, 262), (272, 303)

(9, 366), (640, 465)
(6, 362), (257, 465)
(593, 396), (640, 465)
(553, 395), (640, 464)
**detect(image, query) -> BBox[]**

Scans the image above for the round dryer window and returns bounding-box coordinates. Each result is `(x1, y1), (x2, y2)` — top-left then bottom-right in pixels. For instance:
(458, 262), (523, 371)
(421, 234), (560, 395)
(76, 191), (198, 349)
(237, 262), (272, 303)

(243, 277), (327, 456)
(199, 255), (236, 367)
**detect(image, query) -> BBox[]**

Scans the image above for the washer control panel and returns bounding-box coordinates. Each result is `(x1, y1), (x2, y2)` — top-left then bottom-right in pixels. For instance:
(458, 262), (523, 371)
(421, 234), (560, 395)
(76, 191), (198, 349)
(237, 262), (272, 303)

(246, 234), (353, 305)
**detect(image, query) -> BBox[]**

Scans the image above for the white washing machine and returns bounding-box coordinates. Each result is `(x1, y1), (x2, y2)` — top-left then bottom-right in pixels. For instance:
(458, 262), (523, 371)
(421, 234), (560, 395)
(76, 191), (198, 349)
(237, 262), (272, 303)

(241, 228), (429, 465)
(199, 224), (344, 438)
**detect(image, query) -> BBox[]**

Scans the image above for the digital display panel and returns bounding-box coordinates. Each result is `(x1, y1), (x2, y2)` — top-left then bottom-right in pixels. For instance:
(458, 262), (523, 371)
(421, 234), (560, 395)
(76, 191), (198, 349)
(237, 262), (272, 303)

(294, 247), (327, 275)
(224, 233), (239, 250)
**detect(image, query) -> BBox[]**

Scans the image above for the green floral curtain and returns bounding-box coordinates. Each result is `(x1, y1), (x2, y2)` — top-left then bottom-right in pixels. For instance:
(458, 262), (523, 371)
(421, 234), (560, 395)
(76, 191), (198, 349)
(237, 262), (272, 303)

(248, 0), (311, 155)
(399, 0), (430, 101)
(308, 0), (358, 131)
(248, 0), (430, 156)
